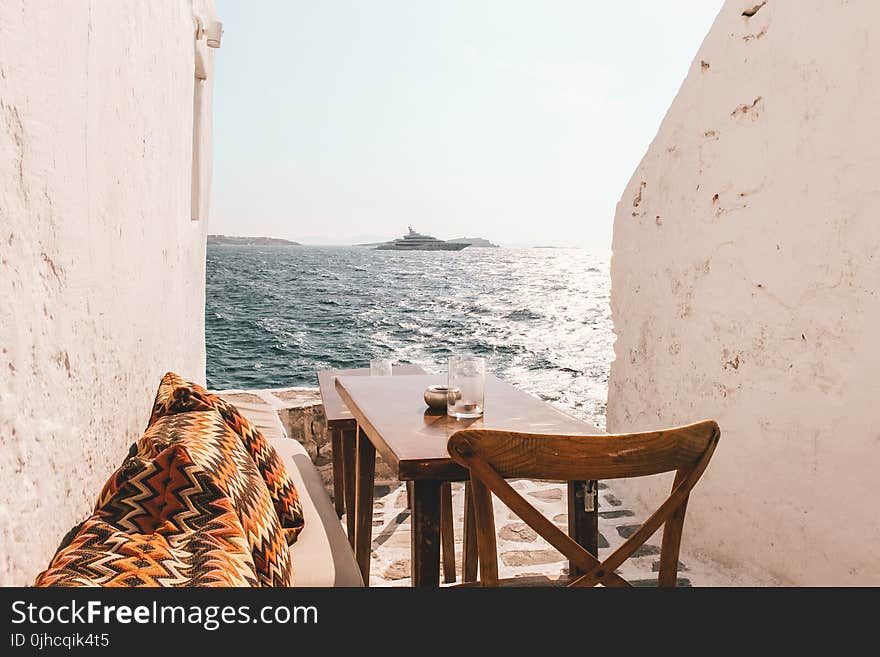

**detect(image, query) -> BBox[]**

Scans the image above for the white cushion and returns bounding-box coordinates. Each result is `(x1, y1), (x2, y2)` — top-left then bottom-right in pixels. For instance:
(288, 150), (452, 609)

(223, 396), (363, 587)
(271, 437), (363, 587)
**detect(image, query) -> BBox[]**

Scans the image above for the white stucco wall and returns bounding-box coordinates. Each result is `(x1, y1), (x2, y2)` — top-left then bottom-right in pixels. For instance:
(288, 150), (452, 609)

(607, 0), (880, 585)
(0, 0), (219, 585)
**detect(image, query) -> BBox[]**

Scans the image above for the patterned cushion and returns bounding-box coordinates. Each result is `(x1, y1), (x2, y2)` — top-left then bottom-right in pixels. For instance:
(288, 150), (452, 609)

(35, 443), (259, 587)
(148, 373), (305, 545)
(133, 411), (292, 586)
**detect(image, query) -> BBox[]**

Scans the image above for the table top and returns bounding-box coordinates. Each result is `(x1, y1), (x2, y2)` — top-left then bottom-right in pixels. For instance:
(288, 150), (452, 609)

(335, 373), (603, 481)
(317, 365), (426, 427)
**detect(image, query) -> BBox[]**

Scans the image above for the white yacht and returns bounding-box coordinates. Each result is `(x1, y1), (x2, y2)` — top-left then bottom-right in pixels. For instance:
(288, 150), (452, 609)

(375, 227), (470, 251)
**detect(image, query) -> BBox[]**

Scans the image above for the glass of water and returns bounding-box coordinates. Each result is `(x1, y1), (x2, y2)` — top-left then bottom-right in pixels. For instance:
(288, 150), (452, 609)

(370, 358), (393, 376)
(447, 355), (486, 419)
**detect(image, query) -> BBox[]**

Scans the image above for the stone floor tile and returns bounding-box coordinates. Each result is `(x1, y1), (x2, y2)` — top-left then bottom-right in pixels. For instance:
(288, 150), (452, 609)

(653, 560), (688, 572)
(501, 549), (566, 567)
(630, 577), (691, 588)
(529, 488), (564, 502)
(616, 524), (640, 538)
(603, 493), (623, 507)
(631, 544), (661, 558)
(499, 523), (538, 542)
(382, 560), (411, 580)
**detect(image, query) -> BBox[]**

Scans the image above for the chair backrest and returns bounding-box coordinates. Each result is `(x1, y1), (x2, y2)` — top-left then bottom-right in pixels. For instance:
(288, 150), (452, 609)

(447, 420), (720, 587)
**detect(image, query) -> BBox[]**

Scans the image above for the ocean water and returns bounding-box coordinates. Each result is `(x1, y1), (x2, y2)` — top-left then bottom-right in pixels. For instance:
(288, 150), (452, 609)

(205, 246), (613, 428)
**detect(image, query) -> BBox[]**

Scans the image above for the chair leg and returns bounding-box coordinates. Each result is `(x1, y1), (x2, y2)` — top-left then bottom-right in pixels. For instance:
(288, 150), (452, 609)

(659, 470), (689, 587)
(469, 477), (498, 585)
(440, 482), (456, 583)
(462, 480), (478, 582)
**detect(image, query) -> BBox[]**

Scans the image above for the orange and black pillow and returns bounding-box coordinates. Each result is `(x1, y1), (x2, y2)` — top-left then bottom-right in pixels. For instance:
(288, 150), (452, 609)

(132, 410), (293, 585)
(148, 372), (305, 544)
(35, 439), (260, 587)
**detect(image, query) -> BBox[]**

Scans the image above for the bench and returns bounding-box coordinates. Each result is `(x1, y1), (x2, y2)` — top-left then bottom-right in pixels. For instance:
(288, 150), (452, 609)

(223, 396), (363, 587)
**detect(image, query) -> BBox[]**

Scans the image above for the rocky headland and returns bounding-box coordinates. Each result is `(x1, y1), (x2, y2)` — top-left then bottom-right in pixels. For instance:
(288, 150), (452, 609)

(208, 234), (300, 246)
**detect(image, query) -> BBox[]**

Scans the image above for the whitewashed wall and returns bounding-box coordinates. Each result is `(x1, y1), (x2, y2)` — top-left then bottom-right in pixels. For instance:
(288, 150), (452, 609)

(0, 0), (219, 585)
(607, 0), (880, 584)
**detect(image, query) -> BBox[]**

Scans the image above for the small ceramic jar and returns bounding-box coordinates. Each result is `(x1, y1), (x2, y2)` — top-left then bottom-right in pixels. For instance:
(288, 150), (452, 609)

(423, 384), (450, 410)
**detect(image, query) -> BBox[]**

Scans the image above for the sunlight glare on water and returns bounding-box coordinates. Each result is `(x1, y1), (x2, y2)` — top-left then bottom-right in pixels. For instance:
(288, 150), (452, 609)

(206, 246), (613, 428)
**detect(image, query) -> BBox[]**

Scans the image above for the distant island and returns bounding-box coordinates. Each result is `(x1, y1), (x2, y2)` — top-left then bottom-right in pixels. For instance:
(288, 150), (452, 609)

(208, 235), (300, 246)
(448, 237), (500, 248)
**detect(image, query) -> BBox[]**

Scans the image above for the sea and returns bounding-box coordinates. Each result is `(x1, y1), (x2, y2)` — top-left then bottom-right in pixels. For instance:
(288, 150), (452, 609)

(205, 245), (614, 429)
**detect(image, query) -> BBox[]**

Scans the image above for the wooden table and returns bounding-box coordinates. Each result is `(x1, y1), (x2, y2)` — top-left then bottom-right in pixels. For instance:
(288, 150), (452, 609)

(335, 373), (603, 587)
(316, 365), (425, 548)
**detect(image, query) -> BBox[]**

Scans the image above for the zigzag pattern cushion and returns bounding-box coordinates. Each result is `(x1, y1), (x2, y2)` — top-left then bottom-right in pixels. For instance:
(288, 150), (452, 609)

(35, 442), (260, 587)
(148, 372), (305, 544)
(132, 411), (292, 586)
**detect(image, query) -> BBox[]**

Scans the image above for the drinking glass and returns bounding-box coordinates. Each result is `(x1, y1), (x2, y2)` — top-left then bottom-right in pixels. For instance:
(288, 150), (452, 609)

(370, 358), (393, 376)
(447, 355), (486, 419)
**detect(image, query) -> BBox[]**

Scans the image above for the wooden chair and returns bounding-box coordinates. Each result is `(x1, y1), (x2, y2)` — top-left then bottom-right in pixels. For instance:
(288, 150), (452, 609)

(447, 420), (720, 587)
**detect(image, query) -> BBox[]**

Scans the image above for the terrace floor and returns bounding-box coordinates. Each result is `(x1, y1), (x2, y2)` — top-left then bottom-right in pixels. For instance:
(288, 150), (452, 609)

(359, 479), (745, 587)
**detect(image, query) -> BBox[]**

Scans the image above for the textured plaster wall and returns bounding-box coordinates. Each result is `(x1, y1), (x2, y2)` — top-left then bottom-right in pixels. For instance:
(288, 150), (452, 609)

(0, 0), (218, 585)
(607, 0), (880, 584)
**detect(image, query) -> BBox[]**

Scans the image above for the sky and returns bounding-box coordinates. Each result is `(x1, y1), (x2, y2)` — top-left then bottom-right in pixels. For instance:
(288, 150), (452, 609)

(211, 0), (724, 247)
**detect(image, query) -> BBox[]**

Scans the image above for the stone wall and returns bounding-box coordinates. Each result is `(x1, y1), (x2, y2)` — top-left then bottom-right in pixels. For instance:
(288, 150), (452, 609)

(607, 0), (880, 584)
(0, 1), (220, 585)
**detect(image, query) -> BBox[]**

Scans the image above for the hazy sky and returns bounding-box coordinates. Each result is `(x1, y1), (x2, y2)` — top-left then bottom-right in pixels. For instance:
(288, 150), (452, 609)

(211, 1), (723, 247)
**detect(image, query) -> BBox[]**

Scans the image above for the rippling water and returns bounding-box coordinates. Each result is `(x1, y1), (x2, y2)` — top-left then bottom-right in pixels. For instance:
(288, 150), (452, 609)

(206, 246), (613, 428)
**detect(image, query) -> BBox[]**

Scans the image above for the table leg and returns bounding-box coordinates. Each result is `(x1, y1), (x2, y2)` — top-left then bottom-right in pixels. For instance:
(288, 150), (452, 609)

(462, 480), (478, 583)
(440, 482), (456, 584)
(354, 427), (376, 586)
(410, 480), (441, 587)
(341, 427), (357, 548)
(568, 480), (599, 578)
(330, 428), (345, 518)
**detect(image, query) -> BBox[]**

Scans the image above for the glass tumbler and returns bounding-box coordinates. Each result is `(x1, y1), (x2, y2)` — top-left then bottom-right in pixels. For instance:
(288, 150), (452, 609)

(370, 358), (393, 376)
(447, 355), (486, 419)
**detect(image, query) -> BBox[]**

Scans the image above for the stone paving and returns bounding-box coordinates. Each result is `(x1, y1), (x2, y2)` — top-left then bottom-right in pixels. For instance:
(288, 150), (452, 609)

(359, 479), (745, 587)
